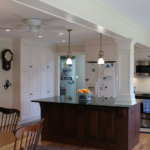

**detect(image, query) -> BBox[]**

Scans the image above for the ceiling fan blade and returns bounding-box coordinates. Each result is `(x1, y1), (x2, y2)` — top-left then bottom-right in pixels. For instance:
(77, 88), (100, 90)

(14, 21), (29, 27)
(0, 28), (18, 29)
(42, 26), (66, 30)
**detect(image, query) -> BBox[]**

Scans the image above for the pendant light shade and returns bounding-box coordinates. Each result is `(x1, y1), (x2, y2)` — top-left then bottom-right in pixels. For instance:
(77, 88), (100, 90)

(66, 58), (72, 64)
(98, 57), (104, 64)
(66, 29), (72, 65)
(98, 33), (104, 64)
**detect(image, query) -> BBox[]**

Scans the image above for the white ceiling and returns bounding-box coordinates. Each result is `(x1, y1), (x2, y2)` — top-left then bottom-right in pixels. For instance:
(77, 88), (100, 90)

(103, 0), (150, 33)
(0, 0), (111, 44)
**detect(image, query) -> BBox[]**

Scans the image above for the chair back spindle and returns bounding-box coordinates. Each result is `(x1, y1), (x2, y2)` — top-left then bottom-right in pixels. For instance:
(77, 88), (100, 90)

(14, 118), (44, 150)
(0, 107), (20, 133)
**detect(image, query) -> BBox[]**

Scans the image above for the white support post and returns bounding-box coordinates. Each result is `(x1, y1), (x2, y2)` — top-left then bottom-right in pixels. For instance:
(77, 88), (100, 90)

(115, 39), (136, 105)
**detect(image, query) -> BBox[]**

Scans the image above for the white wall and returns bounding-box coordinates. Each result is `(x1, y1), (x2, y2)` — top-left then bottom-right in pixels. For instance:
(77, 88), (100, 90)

(134, 77), (150, 93)
(76, 55), (85, 91)
(0, 38), (12, 108)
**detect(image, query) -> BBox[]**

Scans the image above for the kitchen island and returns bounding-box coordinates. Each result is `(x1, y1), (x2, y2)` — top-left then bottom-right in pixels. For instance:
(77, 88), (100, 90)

(32, 96), (143, 150)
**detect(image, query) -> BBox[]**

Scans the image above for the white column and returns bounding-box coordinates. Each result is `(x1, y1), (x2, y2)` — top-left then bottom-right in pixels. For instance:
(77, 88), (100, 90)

(115, 39), (136, 105)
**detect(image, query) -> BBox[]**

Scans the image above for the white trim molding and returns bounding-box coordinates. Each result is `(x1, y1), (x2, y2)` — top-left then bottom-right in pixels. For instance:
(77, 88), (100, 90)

(55, 52), (85, 96)
(115, 39), (136, 105)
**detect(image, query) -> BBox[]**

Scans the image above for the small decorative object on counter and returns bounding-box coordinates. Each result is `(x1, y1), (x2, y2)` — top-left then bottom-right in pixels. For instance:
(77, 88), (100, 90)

(78, 89), (92, 100)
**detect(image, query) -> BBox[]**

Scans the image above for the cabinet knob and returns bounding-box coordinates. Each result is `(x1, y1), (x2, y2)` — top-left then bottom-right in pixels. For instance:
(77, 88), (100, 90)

(47, 91), (50, 93)
(30, 66), (32, 68)
(30, 93), (33, 95)
(47, 66), (49, 68)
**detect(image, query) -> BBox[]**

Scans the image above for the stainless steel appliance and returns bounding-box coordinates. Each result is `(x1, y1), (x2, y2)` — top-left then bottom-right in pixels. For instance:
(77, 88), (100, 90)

(135, 93), (150, 131)
(136, 61), (150, 76)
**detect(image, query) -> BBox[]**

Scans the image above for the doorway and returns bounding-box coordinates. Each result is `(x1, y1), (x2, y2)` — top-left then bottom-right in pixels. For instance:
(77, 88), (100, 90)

(58, 55), (85, 98)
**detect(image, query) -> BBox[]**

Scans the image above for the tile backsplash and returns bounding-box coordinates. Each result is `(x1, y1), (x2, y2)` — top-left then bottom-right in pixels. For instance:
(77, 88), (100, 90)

(134, 76), (150, 93)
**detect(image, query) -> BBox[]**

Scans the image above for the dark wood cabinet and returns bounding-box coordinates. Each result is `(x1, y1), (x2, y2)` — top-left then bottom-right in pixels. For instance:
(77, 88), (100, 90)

(40, 103), (141, 150)
(101, 108), (117, 143)
(86, 107), (102, 141)
(49, 105), (63, 136)
(63, 105), (76, 138)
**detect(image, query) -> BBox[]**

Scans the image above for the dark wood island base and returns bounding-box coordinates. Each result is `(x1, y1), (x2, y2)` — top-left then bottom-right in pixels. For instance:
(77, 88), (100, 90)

(32, 97), (142, 150)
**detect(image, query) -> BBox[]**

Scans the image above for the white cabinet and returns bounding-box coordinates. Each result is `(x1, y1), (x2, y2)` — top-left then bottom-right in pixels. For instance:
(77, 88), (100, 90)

(13, 39), (55, 123)
(138, 51), (150, 59)
(21, 72), (40, 120)
(40, 72), (54, 99)
(40, 46), (55, 71)
(21, 72), (31, 120)
(21, 44), (39, 71)
(86, 45), (99, 61)
(85, 44), (115, 61)
(103, 45), (115, 60)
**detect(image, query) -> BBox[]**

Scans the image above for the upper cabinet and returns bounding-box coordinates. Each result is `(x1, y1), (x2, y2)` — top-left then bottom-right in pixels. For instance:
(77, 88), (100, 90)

(21, 44), (39, 71)
(40, 46), (55, 71)
(85, 44), (115, 61)
(137, 51), (150, 60)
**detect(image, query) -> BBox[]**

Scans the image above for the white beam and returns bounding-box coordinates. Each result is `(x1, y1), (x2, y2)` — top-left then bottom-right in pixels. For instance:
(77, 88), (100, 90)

(12, 0), (150, 48)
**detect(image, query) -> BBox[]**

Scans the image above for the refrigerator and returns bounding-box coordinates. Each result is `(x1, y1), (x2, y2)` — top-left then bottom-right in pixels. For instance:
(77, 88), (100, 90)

(85, 62), (116, 98)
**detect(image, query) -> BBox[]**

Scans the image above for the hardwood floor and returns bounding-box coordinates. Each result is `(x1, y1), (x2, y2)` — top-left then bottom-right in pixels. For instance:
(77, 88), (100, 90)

(39, 133), (150, 150)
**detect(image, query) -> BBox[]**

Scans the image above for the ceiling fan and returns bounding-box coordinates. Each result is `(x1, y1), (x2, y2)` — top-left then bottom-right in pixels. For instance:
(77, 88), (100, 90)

(0, 18), (66, 37)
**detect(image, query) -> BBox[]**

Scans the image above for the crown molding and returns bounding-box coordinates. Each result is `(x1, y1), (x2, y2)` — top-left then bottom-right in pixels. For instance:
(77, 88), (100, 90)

(12, 0), (150, 48)
(56, 43), (84, 47)
(20, 38), (56, 48)
(0, 37), (12, 42)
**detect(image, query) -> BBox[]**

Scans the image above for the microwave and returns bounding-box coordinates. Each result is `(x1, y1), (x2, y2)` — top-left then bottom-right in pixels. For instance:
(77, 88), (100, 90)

(136, 61), (150, 76)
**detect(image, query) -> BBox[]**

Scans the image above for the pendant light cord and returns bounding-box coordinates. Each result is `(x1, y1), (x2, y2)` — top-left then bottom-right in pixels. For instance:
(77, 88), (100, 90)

(68, 29), (72, 53)
(100, 33), (102, 52)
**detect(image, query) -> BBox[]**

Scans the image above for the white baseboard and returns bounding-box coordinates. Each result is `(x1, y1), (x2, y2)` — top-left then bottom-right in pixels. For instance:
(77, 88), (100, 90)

(19, 116), (41, 125)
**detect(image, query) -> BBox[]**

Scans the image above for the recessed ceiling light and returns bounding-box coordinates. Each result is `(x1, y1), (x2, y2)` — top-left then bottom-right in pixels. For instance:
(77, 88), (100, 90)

(62, 40), (65, 42)
(38, 36), (42, 38)
(5, 29), (10, 32)
(60, 33), (64, 35)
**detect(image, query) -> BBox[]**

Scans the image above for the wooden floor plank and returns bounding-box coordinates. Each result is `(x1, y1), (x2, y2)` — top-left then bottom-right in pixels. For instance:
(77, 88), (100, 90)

(39, 133), (150, 150)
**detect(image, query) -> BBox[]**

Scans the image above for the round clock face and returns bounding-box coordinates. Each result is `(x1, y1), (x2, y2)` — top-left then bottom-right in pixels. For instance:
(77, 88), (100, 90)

(5, 51), (12, 61)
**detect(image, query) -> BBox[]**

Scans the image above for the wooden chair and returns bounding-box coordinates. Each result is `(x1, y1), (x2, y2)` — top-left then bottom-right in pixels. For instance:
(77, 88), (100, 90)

(14, 118), (44, 150)
(0, 107), (20, 133)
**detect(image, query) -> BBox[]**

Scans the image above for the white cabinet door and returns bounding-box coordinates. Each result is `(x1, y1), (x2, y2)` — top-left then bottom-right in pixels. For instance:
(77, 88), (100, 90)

(85, 44), (115, 61)
(47, 48), (55, 69)
(40, 72), (54, 98)
(21, 72), (40, 120)
(30, 72), (40, 116)
(138, 51), (150, 59)
(21, 72), (31, 120)
(86, 45), (99, 61)
(40, 46), (55, 71)
(30, 94), (40, 116)
(40, 47), (47, 70)
(21, 44), (39, 71)
(40, 72), (48, 98)
(31, 45), (39, 70)
(47, 72), (54, 91)
(103, 45), (115, 60)
(21, 44), (31, 71)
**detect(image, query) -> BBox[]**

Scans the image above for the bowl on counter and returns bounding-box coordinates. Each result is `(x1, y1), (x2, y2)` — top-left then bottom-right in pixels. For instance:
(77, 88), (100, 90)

(78, 92), (92, 100)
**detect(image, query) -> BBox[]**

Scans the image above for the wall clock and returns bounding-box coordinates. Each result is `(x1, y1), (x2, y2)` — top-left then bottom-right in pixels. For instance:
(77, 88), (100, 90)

(2, 49), (13, 71)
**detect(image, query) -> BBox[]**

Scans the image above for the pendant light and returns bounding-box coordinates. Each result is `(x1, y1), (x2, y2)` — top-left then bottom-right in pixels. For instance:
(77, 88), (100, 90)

(98, 33), (104, 64)
(66, 29), (72, 65)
